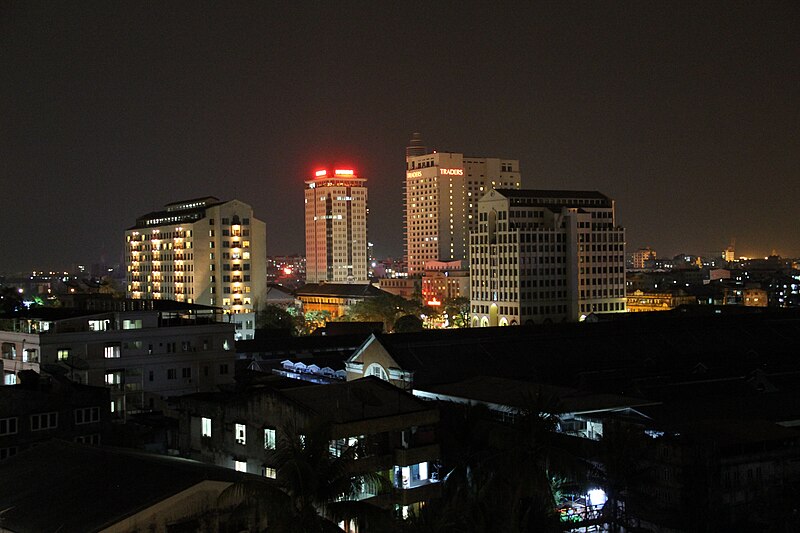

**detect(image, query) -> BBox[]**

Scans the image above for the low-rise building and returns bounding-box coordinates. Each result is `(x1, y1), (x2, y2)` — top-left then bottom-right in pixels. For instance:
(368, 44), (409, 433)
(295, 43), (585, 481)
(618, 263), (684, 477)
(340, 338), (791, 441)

(0, 370), (111, 460)
(626, 289), (696, 312)
(296, 282), (391, 319)
(421, 260), (469, 306)
(173, 375), (441, 513)
(0, 439), (255, 532)
(1, 304), (236, 419)
(378, 277), (421, 301)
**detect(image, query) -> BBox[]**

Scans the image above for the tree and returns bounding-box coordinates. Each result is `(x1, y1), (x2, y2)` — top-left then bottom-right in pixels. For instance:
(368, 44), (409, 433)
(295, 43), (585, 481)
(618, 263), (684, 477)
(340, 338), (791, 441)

(442, 297), (470, 328)
(257, 305), (296, 332)
(409, 396), (573, 533)
(294, 311), (331, 335)
(0, 287), (25, 315)
(341, 293), (425, 332)
(219, 419), (392, 532)
(393, 314), (424, 333)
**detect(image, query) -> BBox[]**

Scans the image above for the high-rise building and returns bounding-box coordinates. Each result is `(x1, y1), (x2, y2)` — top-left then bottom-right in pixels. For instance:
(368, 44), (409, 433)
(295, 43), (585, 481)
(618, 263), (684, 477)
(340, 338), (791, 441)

(404, 135), (521, 275)
(125, 197), (267, 339)
(305, 168), (368, 283)
(470, 189), (626, 326)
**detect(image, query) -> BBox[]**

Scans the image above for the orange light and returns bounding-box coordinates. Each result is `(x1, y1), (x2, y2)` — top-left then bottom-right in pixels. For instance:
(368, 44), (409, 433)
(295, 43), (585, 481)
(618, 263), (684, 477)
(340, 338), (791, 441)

(315, 169), (327, 177)
(334, 169), (354, 176)
(427, 298), (441, 306)
(282, 267), (293, 275)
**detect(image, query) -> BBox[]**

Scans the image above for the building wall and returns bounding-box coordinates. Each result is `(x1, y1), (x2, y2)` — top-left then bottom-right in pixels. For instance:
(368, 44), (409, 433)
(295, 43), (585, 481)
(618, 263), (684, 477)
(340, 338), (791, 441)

(125, 198), (267, 319)
(0, 377), (111, 459)
(405, 152), (521, 275)
(2, 312), (236, 419)
(1, 331), (41, 385)
(346, 338), (411, 390)
(470, 190), (626, 326)
(378, 278), (421, 301)
(305, 170), (368, 283)
(422, 260), (470, 304)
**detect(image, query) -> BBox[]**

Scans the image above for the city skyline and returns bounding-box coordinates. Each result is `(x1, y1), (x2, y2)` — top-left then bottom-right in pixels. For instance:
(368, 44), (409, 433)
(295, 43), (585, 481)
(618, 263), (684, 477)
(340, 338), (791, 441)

(2, 2), (799, 273)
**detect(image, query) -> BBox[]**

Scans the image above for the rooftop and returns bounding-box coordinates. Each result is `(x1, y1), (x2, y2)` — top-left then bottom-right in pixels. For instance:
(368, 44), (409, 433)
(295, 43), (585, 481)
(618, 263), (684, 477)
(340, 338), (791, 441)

(0, 440), (249, 533)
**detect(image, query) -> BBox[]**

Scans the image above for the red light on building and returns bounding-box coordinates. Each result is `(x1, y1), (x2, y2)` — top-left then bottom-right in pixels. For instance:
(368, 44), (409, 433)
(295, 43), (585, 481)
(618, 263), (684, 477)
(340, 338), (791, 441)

(427, 298), (441, 306)
(334, 169), (354, 176)
(315, 169), (327, 177)
(282, 267), (293, 275)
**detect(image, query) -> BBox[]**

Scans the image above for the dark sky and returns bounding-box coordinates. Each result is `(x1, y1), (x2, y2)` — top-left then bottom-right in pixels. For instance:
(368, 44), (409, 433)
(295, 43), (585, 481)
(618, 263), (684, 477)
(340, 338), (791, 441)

(2, 1), (799, 273)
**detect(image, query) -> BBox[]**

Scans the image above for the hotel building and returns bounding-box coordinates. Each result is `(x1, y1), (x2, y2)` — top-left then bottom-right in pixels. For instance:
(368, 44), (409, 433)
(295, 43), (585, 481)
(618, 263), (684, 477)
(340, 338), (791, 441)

(470, 189), (626, 326)
(125, 197), (266, 339)
(305, 168), (368, 283)
(404, 137), (521, 275)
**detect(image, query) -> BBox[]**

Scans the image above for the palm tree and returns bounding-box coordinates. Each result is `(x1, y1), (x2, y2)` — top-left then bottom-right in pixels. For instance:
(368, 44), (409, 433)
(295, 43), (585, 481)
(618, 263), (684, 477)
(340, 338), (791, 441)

(219, 419), (392, 532)
(413, 396), (569, 533)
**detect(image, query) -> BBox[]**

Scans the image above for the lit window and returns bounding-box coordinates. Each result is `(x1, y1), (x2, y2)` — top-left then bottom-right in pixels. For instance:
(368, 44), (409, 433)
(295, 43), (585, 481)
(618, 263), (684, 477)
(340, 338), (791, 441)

(235, 423), (246, 445)
(104, 345), (120, 358)
(365, 363), (388, 381)
(202, 417), (212, 438)
(58, 349), (70, 361)
(264, 427), (276, 450)
(262, 466), (277, 478)
(235, 460), (247, 472)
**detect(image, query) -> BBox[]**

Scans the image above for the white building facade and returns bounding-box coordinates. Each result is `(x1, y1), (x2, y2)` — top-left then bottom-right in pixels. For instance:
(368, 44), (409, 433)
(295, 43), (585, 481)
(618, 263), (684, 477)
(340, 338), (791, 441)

(470, 189), (626, 326)
(125, 197), (266, 339)
(305, 169), (368, 283)
(405, 147), (521, 276)
(1, 309), (236, 419)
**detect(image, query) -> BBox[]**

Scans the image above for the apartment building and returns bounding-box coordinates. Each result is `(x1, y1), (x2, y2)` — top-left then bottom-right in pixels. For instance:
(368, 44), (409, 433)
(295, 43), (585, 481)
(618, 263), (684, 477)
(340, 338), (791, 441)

(0, 370), (111, 461)
(125, 197), (267, 339)
(1, 305), (236, 419)
(173, 375), (441, 514)
(305, 169), (368, 283)
(404, 138), (521, 275)
(470, 189), (626, 326)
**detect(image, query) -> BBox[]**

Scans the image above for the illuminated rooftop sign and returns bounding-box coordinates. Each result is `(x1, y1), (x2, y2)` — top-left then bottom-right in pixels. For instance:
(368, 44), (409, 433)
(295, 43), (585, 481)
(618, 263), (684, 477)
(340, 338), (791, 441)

(440, 168), (464, 176)
(334, 169), (355, 176)
(315, 169), (327, 177)
(407, 170), (422, 178)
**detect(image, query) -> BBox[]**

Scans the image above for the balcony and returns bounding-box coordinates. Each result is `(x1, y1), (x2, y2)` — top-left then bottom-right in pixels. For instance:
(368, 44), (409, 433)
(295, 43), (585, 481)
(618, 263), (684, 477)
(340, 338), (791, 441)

(364, 481), (442, 509)
(394, 443), (440, 467)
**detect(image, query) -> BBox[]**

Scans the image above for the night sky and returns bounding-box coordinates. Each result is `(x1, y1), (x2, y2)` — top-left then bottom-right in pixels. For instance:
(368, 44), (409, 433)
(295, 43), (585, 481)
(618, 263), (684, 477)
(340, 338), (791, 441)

(2, 1), (798, 273)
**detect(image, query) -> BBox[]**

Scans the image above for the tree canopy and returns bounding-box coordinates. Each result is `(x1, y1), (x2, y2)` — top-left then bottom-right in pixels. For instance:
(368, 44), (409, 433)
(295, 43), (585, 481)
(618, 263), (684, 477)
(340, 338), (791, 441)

(341, 293), (427, 332)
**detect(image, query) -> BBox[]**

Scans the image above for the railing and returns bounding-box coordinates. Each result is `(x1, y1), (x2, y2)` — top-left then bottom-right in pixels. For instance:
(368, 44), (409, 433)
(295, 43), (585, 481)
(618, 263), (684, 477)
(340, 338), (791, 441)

(394, 443), (441, 467)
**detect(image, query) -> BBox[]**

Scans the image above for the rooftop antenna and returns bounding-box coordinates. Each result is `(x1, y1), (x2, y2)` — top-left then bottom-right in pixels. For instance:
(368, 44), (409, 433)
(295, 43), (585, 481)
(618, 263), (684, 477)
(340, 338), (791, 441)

(406, 132), (427, 158)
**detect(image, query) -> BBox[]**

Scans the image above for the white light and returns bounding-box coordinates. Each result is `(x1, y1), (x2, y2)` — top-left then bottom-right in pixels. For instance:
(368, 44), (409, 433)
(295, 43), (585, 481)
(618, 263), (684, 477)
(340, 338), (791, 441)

(588, 488), (607, 507)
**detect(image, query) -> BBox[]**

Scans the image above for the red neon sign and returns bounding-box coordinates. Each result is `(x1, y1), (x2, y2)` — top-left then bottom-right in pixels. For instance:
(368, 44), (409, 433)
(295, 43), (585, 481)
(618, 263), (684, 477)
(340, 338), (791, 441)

(427, 298), (441, 306)
(334, 169), (355, 176)
(315, 169), (327, 177)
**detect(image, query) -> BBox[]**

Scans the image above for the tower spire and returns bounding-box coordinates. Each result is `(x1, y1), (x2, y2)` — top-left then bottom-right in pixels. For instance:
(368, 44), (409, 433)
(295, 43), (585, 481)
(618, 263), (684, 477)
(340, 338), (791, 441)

(406, 132), (427, 158)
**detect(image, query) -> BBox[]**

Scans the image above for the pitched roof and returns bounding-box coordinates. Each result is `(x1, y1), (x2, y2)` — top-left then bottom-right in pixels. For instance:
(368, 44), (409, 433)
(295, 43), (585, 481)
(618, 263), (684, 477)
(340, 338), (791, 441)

(419, 376), (657, 414)
(280, 376), (432, 424)
(352, 310), (800, 392)
(296, 283), (389, 298)
(0, 440), (249, 532)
